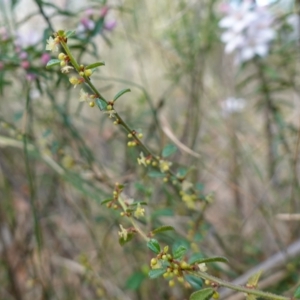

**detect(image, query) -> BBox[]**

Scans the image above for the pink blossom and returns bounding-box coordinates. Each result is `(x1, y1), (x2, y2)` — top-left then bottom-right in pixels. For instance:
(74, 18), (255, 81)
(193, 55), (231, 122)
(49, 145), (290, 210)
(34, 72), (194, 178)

(100, 6), (109, 17)
(26, 73), (37, 81)
(0, 62), (4, 70)
(0, 27), (9, 41)
(21, 61), (30, 69)
(80, 17), (95, 30)
(41, 53), (51, 65)
(85, 8), (95, 17)
(104, 20), (117, 31)
(19, 51), (28, 60)
(16, 29), (41, 48)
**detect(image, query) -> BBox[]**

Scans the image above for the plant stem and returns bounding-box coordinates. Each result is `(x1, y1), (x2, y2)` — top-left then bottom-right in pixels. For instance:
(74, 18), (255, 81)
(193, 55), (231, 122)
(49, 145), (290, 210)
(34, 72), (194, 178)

(117, 197), (149, 242)
(60, 39), (192, 194)
(188, 271), (290, 300)
(22, 86), (43, 251)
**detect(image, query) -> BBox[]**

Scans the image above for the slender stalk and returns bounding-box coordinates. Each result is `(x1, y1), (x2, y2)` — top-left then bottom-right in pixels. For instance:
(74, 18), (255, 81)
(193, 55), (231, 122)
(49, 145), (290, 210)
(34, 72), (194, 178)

(60, 39), (192, 194)
(188, 271), (290, 300)
(22, 87), (43, 251)
(117, 197), (149, 242)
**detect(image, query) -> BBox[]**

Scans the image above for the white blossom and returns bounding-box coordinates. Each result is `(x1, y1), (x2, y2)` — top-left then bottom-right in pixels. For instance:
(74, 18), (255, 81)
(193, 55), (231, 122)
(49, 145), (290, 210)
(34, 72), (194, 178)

(219, 1), (276, 64)
(79, 89), (90, 102)
(221, 97), (246, 116)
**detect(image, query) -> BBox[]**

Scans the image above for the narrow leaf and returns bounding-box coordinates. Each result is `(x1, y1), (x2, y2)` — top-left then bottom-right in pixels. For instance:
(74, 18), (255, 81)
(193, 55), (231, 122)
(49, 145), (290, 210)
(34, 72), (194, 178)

(190, 256), (228, 265)
(148, 268), (166, 279)
(162, 144), (177, 157)
(152, 226), (175, 235)
(119, 233), (134, 246)
(173, 245), (187, 260)
(125, 271), (146, 290)
(113, 88), (131, 101)
(247, 270), (262, 288)
(100, 198), (113, 205)
(95, 98), (107, 110)
(86, 61), (105, 70)
(46, 59), (60, 69)
(294, 286), (300, 299)
(189, 288), (214, 300)
(185, 275), (203, 290)
(147, 239), (161, 254)
(65, 30), (75, 38)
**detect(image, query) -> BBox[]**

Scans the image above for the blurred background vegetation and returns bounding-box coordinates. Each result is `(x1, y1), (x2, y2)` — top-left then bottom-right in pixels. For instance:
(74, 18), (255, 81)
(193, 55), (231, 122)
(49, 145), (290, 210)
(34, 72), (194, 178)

(0, 0), (299, 299)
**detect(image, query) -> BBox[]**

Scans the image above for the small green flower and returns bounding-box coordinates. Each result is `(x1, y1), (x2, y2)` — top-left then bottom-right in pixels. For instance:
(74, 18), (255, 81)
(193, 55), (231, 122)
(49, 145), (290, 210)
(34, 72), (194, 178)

(134, 203), (145, 218)
(198, 263), (207, 272)
(118, 225), (128, 241)
(69, 77), (82, 88)
(45, 36), (59, 52)
(137, 152), (147, 167)
(159, 159), (172, 173)
(61, 65), (74, 73)
(79, 89), (90, 102)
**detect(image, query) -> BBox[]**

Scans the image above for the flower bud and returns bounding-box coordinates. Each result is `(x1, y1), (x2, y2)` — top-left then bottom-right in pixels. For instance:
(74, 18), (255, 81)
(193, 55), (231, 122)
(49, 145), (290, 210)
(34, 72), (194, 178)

(58, 53), (65, 60)
(84, 69), (92, 77)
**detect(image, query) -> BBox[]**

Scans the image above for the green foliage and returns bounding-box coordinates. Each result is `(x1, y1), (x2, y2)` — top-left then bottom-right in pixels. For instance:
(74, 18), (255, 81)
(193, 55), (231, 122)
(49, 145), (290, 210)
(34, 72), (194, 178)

(189, 256), (229, 265)
(125, 271), (146, 290)
(0, 1), (299, 299)
(152, 225), (175, 235)
(46, 59), (61, 69)
(148, 268), (166, 279)
(294, 286), (300, 299)
(185, 275), (203, 290)
(86, 61), (105, 70)
(95, 98), (107, 110)
(119, 233), (134, 246)
(162, 144), (178, 158)
(147, 239), (161, 254)
(173, 245), (187, 260)
(113, 88), (131, 101)
(189, 288), (214, 300)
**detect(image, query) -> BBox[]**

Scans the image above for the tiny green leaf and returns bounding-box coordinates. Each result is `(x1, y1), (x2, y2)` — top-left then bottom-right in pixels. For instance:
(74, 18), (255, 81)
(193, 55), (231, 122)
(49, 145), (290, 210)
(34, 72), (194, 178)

(86, 61), (105, 70)
(119, 233), (134, 246)
(185, 275), (203, 290)
(152, 226), (175, 235)
(65, 30), (76, 38)
(294, 286), (300, 299)
(189, 288), (214, 300)
(176, 167), (188, 178)
(147, 239), (161, 254)
(95, 98), (107, 110)
(173, 245), (187, 260)
(125, 271), (146, 290)
(162, 143), (177, 158)
(247, 270), (262, 288)
(46, 59), (60, 69)
(113, 88), (131, 102)
(100, 198), (113, 205)
(188, 253), (204, 264)
(148, 268), (166, 279)
(190, 256), (229, 265)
